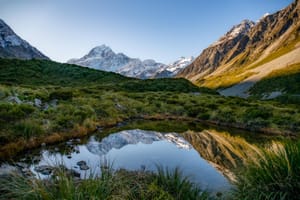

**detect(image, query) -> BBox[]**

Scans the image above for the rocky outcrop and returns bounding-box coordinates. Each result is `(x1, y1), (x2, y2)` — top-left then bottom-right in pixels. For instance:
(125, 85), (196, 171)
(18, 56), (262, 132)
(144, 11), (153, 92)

(0, 19), (49, 60)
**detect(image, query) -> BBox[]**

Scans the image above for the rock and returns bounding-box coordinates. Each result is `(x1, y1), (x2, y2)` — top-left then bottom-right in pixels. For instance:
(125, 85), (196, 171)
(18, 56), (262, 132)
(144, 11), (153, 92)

(67, 155), (72, 159)
(32, 156), (41, 163)
(7, 96), (22, 104)
(115, 103), (125, 110)
(77, 160), (87, 166)
(0, 164), (18, 176)
(49, 99), (58, 107)
(77, 160), (89, 170)
(41, 143), (46, 147)
(75, 138), (81, 143)
(79, 165), (89, 170)
(34, 165), (53, 175)
(15, 162), (28, 168)
(21, 168), (35, 177)
(74, 146), (80, 154)
(43, 103), (49, 111)
(34, 98), (42, 107)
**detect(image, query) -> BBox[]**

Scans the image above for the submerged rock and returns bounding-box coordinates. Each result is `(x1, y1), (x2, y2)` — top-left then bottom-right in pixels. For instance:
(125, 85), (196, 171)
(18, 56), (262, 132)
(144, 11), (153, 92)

(34, 165), (53, 175)
(77, 160), (89, 170)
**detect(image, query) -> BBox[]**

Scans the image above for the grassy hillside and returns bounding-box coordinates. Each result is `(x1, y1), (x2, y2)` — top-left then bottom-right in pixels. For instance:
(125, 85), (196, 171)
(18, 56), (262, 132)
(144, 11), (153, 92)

(0, 58), (206, 93)
(0, 58), (299, 160)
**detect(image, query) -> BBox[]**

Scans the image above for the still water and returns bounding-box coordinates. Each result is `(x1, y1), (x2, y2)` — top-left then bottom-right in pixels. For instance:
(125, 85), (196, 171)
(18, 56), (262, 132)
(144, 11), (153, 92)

(29, 129), (230, 191)
(5, 121), (270, 192)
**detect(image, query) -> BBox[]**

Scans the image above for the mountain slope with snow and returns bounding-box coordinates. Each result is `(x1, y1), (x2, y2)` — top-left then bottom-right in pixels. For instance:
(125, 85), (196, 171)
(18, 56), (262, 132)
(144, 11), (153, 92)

(67, 45), (166, 79)
(153, 56), (194, 78)
(0, 19), (49, 60)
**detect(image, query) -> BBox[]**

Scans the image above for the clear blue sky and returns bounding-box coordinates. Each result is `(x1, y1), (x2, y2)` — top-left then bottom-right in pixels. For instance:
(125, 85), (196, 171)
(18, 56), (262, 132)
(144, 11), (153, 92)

(0, 0), (293, 63)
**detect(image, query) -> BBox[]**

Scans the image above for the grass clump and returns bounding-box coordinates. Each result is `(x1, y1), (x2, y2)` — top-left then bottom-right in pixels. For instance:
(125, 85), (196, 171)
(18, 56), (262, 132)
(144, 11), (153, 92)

(233, 141), (300, 200)
(0, 166), (209, 200)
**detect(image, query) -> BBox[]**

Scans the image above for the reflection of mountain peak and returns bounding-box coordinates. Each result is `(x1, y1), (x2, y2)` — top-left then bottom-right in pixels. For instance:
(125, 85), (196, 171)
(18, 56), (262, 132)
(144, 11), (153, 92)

(86, 129), (192, 155)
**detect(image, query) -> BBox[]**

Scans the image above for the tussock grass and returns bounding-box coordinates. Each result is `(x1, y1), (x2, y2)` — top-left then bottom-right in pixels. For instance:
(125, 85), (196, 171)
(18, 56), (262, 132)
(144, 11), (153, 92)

(233, 141), (300, 200)
(0, 166), (209, 200)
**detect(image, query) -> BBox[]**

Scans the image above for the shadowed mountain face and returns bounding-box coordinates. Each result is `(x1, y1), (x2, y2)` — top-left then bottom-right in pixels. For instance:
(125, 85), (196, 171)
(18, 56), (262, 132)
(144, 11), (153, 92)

(177, 0), (300, 93)
(0, 19), (49, 60)
(183, 130), (262, 181)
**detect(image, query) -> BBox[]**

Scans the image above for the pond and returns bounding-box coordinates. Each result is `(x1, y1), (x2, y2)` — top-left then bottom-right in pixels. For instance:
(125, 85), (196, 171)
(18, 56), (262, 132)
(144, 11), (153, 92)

(1, 120), (273, 192)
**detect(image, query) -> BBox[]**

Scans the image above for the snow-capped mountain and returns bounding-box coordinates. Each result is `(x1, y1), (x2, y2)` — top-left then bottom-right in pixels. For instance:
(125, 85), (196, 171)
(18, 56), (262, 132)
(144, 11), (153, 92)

(178, 19), (255, 80)
(0, 19), (49, 60)
(86, 129), (192, 156)
(153, 56), (194, 78)
(211, 20), (255, 47)
(67, 45), (166, 79)
(68, 45), (131, 72)
(117, 59), (167, 79)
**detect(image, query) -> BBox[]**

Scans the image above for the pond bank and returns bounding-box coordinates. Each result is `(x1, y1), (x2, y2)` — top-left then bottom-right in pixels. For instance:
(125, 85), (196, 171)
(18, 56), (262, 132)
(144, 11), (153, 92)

(0, 114), (297, 161)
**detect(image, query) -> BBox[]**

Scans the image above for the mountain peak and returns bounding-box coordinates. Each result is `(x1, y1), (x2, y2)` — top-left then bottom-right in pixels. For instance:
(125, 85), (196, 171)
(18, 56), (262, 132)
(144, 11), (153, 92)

(87, 44), (114, 57)
(211, 19), (255, 47)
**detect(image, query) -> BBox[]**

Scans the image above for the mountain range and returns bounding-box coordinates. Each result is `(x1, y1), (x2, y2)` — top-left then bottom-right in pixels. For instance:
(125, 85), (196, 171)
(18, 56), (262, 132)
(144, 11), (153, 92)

(0, 0), (299, 98)
(178, 0), (300, 97)
(67, 45), (193, 79)
(0, 19), (48, 60)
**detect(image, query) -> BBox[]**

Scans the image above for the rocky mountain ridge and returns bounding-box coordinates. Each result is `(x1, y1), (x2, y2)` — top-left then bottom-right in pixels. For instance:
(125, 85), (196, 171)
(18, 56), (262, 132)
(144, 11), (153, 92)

(153, 56), (194, 78)
(68, 45), (193, 79)
(177, 0), (300, 97)
(68, 45), (168, 79)
(0, 19), (49, 60)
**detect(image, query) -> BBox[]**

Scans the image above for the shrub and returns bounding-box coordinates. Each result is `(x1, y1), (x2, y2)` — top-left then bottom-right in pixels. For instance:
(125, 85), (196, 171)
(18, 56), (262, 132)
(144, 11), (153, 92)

(49, 90), (73, 100)
(0, 103), (35, 122)
(244, 106), (273, 120)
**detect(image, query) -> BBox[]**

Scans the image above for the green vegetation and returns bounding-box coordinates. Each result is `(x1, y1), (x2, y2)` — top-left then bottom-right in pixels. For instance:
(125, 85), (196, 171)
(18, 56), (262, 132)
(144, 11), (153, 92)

(0, 166), (209, 200)
(0, 58), (207, 93)
(249, 63), (300, 103)
(233, 141), (300, 200)
(0, 58), (299, 159)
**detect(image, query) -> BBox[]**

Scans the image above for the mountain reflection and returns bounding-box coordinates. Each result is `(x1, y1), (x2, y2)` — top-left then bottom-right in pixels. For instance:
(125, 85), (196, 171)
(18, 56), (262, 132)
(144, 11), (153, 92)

(86, 129), (192, 155)
(183, 130), (262, 181)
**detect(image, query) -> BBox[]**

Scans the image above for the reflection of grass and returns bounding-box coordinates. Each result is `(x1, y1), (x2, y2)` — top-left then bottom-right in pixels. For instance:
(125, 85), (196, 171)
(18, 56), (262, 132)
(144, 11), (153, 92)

(0, 166), (209, 200)
(233, 141), (300, 200)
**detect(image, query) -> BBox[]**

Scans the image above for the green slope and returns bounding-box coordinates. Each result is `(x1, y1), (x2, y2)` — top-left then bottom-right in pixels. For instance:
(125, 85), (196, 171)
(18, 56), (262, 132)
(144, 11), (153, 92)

(0, 58), (209, 93)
